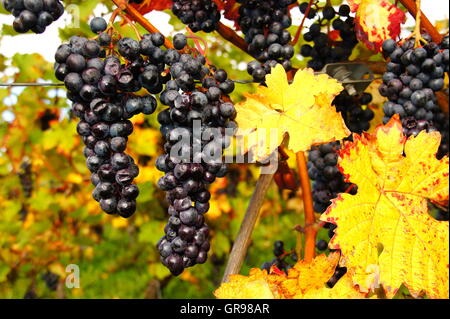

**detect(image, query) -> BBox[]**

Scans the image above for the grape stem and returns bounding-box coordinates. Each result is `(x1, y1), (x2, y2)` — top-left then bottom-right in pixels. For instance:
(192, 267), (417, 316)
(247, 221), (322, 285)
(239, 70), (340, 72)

(216, 22), (255, 58)
(413, 0), (423, 47)
(186, 27), (209, 59)
(110, 0), (174, 49)
(296, 151), (316, 262)
(398, 0), (443, 44)
(119, 12), (142, 41)
(291, 0), (315, 45)
(222, 172), (274, 283)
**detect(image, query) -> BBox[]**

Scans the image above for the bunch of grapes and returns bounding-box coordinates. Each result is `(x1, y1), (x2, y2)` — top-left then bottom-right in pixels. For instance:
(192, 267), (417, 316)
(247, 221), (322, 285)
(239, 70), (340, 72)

(18, 159), (33, 198)
(172, 0), (221, 33)
(301, 5), (372, 239)
(38, 109), (59, 131)
(307, 142), (357, 215)
(155, 38), (237, 276)
(23, 289), (38, 299)
(299, 3), (357, 71)
(379, 34), (449, 158)
(2, 0), (64, 34)
(308, 141), (356, 250)
(42, 272), (59, 291)
(261, 240), (298, 274)
(236, 0), (296, 82)
(54, 17), (165, 218)
(334, 91), (375, 134)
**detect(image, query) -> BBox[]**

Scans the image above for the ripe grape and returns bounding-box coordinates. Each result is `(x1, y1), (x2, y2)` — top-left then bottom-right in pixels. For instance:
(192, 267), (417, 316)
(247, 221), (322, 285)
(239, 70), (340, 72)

(379, 35), (449, 159)
(237, 0), (296, 82)
(3, 0), (64, 34)
(172, 0), (221, 33)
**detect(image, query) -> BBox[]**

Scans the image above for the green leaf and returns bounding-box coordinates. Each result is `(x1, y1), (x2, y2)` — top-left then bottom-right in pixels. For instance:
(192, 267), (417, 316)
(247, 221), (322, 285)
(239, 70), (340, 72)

(138, 221), (165, 244)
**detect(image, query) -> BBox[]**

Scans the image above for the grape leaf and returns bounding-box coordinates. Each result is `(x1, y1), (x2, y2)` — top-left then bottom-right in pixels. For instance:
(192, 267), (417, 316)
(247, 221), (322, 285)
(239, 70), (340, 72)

(321, 115), (449, 299)
(348, 0), (406, 52)
(235, 65), (350, 161)
(214, 253), (368, 299)
(302, 273), (368, 299)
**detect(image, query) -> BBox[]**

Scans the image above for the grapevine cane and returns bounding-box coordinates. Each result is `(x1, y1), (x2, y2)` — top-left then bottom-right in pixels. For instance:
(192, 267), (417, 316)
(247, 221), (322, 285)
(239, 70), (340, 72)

(216, 22), (253, 57)
(296, 151), (317, 262)
(436, 91), (449, 114)
(222, 172), (274, 283)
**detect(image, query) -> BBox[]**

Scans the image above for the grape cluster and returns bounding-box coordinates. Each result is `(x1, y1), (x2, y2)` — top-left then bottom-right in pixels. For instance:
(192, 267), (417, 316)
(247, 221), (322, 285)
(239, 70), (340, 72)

(379, 35), (449, 158)
(307, 142), (357, 214)
(23, 289), (38, 299)
(299, 3), (372, 132)
(261, 240), (298, 274)
(2, 0), (64, 34)
(154, 39), (237, 276)
(39, 109), (59, 130)
(333, 91), (375, 134)
(236, 0), (296, 82)
(172, 0), (221, 33)
(301, 4), (370, 254)
(18, 159), (33, 198)
(308, 141), (356, 248)
(54, 18), (167, 218)
(299, 3), (358, 71)
(42, 272), (59, 291)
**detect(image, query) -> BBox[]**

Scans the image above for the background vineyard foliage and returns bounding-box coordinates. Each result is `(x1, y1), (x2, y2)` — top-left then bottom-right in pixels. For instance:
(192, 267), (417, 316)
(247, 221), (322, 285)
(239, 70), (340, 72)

(0, 0), (312, 299)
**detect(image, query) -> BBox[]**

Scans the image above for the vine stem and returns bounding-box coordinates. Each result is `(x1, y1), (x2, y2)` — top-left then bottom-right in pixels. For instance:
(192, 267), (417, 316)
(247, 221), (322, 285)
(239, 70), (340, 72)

(222, 172), (274, 283)
(398, 0), (443, 43)
(412, 0), (422, 47)
(119, 12), (142, 41)
(436, 91), (449, 115)
(292, 0), (315, 45)
(296, 151), (316, 262)
(186, 27), (209, 57)
(216, 22), (253, 57)
(110, 0), (174, 49)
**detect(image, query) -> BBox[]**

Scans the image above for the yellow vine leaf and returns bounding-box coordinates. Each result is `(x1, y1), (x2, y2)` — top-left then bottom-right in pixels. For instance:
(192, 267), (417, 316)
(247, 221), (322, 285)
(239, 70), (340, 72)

(348, 0), (406, 52)
(214, 253), (367, 299)
(235, 65), (349, 161)
(302, 273), (367, 299)
(214, 270), (280, 299)
(321, 115), (449, 299)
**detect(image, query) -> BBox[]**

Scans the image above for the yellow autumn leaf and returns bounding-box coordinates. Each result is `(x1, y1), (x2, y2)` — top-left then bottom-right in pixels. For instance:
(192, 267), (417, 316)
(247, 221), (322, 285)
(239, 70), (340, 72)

(214, 253), (368, 299)
(321, 115), (449, 299)
(303, 273), (367, 299)
(214, 269), (279, 299)
(235, 65), (349, 161)
(112, 216), (128, 229)
(348, 0), (406, 52)
(66, 172), (83, 184)
(281, 252), (340, 298)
